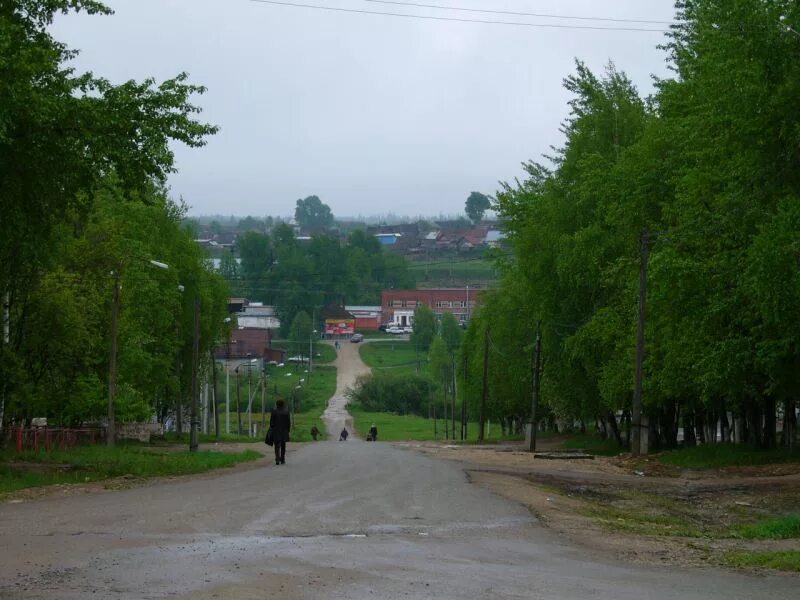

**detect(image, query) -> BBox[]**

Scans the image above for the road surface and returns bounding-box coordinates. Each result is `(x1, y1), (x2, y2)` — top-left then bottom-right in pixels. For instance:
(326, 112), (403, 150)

(1, 340), (796, 598)
(321, 338), (370, 439)
(2, 442), (797, 599)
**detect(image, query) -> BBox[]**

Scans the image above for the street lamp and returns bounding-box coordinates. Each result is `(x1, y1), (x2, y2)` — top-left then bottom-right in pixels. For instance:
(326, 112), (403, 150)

(233, 357), (257, 435)
(107, 258), (169, 447)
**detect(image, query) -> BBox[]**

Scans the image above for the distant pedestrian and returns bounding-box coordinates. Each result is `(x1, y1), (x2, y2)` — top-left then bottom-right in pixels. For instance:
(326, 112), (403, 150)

(335, 340), (340, 350)
(368, 423), (378, 442)
(310, 425), (321, 441)
(269, 399), (291, 465)
(339, 427), (349, 441)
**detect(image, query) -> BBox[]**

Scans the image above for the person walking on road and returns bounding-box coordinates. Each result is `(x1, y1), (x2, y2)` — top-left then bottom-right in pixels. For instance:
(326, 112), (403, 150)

(339, 427), (349, 441)
(269, 399), (291, 465)
(310, 425), (320, 441)
(368, 423), (378, 442)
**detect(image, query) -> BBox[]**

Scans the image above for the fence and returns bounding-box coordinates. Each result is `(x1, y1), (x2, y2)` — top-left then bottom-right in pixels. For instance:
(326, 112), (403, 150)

(9, 427), (105, 453)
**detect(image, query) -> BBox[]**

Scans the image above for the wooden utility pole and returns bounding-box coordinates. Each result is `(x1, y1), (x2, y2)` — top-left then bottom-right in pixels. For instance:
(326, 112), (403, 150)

(631, 230), (650, 456)
(528, 324), (542, 453)
(189, 296), (200, 452)
(107, 270), (121, 447)
(479, 328), (489, 442)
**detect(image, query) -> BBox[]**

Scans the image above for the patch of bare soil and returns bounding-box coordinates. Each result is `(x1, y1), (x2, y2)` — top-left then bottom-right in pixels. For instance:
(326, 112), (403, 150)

(407, 441), (800, 573)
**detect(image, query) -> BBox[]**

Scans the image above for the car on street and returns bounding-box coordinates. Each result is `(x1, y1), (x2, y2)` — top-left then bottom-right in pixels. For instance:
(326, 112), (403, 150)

(386, 326), (404, 334)
(350, 333), (364, 343)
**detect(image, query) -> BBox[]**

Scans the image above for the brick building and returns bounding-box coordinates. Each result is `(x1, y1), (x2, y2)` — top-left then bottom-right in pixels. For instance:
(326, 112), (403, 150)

(380, 288), (479, 328)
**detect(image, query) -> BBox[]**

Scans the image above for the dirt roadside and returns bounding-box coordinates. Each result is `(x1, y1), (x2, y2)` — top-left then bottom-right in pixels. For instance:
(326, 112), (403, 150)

(404, 441), (800, 572)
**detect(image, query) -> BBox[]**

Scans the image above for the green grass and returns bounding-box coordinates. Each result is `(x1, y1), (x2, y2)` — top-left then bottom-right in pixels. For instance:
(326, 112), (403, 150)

(0, 446), (261, 495)
(582, 501), (703, 538)
(158, 432), (259, 444)
(724, 550), (800, 572)
(561, 433), (624, 456)
(221, 364), (336, 443)
(409, 258), (498, 286)
(268, 340), (336, 364)
(218, 364), (336, 420)
(734, 514), (800, 540)
(349, 407), (523, 443)
(359, 341), (427, 377)
(659, 443), (800, 469)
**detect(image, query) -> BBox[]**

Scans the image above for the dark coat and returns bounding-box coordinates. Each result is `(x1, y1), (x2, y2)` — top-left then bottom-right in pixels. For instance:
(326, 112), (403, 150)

(269, 408), (291, 442)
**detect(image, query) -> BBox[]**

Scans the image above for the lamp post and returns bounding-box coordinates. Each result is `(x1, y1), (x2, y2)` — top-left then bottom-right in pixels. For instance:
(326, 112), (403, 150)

(232, 357), (257, 436)
(107, 259), (169, 447)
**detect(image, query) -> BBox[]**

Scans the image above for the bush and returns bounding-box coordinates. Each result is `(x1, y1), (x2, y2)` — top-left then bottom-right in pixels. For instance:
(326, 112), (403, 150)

(346, 372), (435, 416)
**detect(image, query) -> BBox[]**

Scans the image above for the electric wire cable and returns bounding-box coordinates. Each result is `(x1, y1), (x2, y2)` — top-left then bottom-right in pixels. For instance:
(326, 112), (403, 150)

(246, 0), (668, 32)
(363, 0), (673, 26)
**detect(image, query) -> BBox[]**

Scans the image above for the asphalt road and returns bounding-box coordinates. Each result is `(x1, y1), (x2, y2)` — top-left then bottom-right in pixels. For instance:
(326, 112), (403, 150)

(1, 440), (797, 599)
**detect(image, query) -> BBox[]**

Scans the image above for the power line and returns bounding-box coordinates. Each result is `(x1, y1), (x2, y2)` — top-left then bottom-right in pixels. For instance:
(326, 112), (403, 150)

(363, 0), (673, 26)
(246, 0), (667, 32)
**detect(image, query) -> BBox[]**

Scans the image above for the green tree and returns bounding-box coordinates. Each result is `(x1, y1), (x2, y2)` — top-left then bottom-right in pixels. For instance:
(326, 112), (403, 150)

(0, 1), (218, 430)
(288, 311), (313, 360)
(465, 192), (491, 224)
(294, 195), (334, 231)
(411, 305), (437, 354)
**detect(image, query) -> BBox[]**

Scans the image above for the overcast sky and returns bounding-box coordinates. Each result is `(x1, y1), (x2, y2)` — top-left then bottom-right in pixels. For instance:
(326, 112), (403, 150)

(51, 0), (677, 219)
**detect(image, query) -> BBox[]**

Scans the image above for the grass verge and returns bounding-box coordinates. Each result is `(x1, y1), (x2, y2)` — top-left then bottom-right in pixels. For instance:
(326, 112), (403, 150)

(359, 341), (427, 377)
(349, 407), (523, 443)
(724, 550), (800, 572)
(0, 446), (261, 496)
(734, 514), (800, 540)
(659, 444), (800, 469)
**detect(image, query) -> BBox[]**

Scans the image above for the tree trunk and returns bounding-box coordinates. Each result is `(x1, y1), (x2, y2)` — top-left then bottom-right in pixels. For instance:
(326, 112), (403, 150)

(696, 412), (706, 445)
(683, 411), (696, 447)
(720, 410), (730, 443)
(607, 412), (623, 447)
(783, 398), (796, 449)
(763, 396), (777, 449)
(746, 401), (763, 448)
(598, 416), (608, 439)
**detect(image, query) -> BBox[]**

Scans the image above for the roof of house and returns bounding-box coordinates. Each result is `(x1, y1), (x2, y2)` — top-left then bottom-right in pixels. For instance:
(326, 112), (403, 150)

(321, 304), (355, 320)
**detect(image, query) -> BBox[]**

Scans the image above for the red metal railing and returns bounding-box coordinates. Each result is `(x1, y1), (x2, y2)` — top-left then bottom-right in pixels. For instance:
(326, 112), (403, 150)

(12, 427), (105, 453)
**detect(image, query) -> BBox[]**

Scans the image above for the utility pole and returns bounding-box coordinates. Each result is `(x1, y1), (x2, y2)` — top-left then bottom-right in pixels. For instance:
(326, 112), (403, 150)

(247, 362), (253, 437)
(107, 270), (121, 447)
(1, 292), (9, 434)
(631, 230), (650, 456)
(462, 353), (468, 440)
(528, 324), (542, 453)
(236, 367), (242, 435)
(211, 350), (220, 441)
(479, 327), (489, 442)
(261, 365), (267, 432)
(451, 353), (456, 443)
(189, 295), (200, 452)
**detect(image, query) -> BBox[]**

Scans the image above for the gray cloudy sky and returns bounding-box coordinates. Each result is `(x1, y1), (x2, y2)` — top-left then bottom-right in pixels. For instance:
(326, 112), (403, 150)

(52, 0), (677, 218)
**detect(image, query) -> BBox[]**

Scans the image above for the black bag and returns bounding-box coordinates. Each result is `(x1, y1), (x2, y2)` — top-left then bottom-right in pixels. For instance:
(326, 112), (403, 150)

(265, 428), (274, 446)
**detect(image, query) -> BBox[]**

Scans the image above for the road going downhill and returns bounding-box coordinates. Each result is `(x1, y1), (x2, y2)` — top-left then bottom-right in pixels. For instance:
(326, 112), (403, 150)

(321, 338), (369, 438)
(0, 342), (796, 598)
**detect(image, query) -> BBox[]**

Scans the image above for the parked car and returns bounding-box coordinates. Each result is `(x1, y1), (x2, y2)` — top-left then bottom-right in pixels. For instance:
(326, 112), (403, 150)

(386, 326), (404, 334)
(350, 333), (364, 343)
(402, 326), (414, 334)
(287, 355), (308, 364)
